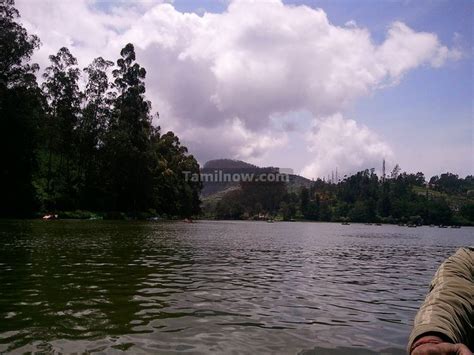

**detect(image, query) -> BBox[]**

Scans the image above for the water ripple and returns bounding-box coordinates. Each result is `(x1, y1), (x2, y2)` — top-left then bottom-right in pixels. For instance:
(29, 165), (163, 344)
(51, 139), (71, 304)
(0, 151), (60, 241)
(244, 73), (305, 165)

(0, 220), (471, 354)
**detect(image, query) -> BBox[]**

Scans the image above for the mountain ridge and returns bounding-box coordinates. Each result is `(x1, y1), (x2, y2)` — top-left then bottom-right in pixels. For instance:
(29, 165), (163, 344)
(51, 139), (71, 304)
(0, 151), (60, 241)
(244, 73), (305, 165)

(200, 159), (312, 197)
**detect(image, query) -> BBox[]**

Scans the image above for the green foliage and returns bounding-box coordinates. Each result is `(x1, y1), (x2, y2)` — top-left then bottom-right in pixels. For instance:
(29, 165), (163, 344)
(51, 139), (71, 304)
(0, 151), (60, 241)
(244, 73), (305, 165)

(208, 165), (473, 226)
(429, 173), (474, 195)
(460, 203), (474, 221)
(0, 0), (43, 216)
(1, 1), (201, 218)
(39, 47), (82, 210)
(215, 190), (244, 219)
(240, 178), (286, 215)
(58, 210), (94, 220)
(0, 0), (40, 88)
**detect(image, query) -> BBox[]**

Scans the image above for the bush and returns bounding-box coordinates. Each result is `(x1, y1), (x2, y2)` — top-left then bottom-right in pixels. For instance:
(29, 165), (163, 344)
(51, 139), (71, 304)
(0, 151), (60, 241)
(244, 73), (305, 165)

(58, 210), (93, 219)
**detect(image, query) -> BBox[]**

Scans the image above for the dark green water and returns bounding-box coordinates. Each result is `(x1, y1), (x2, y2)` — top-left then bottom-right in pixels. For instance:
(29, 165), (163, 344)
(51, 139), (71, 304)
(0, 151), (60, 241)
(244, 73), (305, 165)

(0, 220), (472, 354)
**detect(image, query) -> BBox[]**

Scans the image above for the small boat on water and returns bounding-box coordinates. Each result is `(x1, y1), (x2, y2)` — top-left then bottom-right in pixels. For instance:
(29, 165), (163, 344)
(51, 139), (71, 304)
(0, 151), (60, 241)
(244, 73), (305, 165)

(42, 214), (58, 220)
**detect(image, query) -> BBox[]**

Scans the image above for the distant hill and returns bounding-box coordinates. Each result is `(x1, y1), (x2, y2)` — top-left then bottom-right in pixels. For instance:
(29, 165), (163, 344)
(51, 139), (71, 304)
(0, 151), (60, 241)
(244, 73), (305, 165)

(200, 159), (312, 197)
(203, 159), (259, 170)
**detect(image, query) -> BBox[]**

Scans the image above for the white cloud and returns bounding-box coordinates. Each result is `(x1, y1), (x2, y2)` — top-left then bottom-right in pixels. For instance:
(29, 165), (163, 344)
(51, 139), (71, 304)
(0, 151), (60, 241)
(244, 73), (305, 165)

(301, 114), (394, 179)
(177, 117), (288, 163)
(376, 21), (462, 79)
(15, 0), (460, 175)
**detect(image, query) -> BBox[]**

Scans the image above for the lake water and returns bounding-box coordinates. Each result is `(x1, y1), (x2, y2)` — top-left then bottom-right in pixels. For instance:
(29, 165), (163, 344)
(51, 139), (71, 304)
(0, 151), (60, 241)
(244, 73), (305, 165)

(0, 220), (472, 354)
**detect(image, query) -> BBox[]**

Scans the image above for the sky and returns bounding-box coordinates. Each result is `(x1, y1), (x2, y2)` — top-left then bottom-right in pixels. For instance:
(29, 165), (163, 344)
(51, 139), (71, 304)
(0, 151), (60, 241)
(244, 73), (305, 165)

(15, 0), (473, 179)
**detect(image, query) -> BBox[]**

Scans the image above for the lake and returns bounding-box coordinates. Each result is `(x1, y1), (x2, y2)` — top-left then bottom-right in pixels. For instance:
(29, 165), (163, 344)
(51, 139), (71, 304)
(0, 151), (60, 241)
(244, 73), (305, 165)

(0, 220), (472, 354)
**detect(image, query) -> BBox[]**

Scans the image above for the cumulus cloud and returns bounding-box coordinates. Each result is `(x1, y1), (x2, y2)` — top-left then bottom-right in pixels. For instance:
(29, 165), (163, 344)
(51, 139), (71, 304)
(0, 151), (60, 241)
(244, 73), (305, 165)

(15, 0), (460, 176)
(376, 21), (462, 79)
(177, 117), (288, 163)
(301, 114), (394, 179)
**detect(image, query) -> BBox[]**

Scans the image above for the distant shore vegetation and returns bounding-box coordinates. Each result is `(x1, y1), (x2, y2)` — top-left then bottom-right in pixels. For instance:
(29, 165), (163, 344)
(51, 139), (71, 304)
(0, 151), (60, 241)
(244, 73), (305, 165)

(202, 166), (474, 227)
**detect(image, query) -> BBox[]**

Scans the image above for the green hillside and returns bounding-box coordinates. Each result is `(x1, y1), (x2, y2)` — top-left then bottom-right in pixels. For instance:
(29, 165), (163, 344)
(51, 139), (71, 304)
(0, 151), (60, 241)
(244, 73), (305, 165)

(201, 164), (474, 225)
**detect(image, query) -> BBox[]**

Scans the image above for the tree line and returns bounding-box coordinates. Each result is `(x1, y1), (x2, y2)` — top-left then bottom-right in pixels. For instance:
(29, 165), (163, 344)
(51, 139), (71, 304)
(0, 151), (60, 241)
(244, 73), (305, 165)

(1, 0), (201, 218)
(212, 168), (474, 226)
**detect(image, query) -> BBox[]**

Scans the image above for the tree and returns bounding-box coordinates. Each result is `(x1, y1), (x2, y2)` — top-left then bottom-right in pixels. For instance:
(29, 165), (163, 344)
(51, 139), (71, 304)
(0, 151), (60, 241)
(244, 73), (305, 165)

(239, 177), (287, 215)
(150, 130), (201, 217)
(279, 201), (296, 220)
(77, 57), (115, 209)
(104, 43), (154, 211)
(300, 187), (309, 217)
(423, 198), (452, 225)
(103, 43), (202, 216)
(390, 164), (401, 179)
(40, 47), (82, 210)
(460, 203), (474, 222)
(0, 0), (40, 88)
(305, 194), (320, 220)
(216, 190), (244, 219)
(1, 2), (202, 217)
(0, 0), (43, 216)
(349, 200), (371, 222)
(82, 57), (114, 148)
(435, 173), (461, 194)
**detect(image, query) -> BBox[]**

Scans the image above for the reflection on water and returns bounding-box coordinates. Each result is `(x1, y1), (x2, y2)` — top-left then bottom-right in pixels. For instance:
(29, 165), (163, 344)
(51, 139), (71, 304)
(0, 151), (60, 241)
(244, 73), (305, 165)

(0, 220), (471, 353)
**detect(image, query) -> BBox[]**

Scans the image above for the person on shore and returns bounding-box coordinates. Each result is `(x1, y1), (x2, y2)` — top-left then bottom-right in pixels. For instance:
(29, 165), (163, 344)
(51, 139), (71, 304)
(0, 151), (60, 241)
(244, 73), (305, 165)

(408, 247), (473, 355)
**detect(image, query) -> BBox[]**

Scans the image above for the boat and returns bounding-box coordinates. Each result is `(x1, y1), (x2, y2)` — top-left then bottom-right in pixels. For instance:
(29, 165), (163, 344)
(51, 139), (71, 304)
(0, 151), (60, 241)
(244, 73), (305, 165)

(42, 214), (58, 220)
